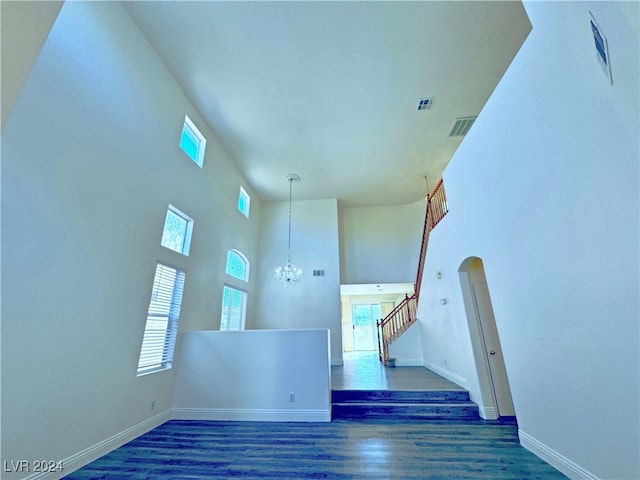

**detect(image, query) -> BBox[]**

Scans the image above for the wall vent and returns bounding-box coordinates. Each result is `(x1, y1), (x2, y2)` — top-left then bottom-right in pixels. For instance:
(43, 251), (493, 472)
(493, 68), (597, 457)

(312, 270), (325, 277)
(417, 97), (436, 111)
(590, 11), (613, 84)
(448, 116), (477, 137)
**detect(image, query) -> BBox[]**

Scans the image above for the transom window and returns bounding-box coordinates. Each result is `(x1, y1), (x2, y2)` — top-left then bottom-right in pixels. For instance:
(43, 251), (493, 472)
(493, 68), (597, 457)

(238, 186), (250, 218)
(180, 115), (206, 168)
(220, 285), (246, 331)
(225, 249), (249, 282)
(161, 205), (194, 256)
(137, 263), (185, 376)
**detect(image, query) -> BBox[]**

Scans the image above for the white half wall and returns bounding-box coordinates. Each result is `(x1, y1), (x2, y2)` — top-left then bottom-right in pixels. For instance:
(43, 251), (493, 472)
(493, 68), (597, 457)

(417, 2), (639, 479)
(172, 329), (331, 422)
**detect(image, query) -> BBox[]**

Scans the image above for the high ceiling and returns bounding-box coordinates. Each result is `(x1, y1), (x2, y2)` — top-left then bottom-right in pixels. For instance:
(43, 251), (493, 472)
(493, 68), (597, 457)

(125, 1), (531, 207)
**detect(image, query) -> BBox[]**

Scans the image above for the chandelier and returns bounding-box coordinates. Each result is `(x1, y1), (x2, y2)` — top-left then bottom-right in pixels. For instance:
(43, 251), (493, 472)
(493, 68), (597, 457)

(274, 174), (302, 286)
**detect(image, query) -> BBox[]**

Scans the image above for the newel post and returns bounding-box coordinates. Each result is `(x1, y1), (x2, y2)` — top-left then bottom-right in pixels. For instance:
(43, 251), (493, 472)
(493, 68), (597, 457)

(405, 293), (411, 322)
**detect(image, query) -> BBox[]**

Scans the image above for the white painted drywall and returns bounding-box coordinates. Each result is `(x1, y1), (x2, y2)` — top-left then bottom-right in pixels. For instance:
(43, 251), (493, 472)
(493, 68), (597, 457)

(172, 329), (331, 421)
(340, 201), (425, 285)
(388, 322), (423, 366)
(417, 2), (638, 478)
(0, 0), (63, 130)
(254, 199), (342, 363)
(1, 2), (261, 477)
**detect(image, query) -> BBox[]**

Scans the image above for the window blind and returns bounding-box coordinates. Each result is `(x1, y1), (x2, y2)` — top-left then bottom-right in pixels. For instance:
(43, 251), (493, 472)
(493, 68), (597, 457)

(137, 263), (185, 375)
(221, 285), (245, 330)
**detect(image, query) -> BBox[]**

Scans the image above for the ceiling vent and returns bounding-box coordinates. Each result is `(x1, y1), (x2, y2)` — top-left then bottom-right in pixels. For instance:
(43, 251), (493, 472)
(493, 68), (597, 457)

(448, 116), (477, 137)
(417, 97), (435, 111)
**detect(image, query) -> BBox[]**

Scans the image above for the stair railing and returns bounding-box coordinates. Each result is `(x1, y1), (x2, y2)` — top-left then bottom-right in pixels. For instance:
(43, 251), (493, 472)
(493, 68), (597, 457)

(377, 179), (448, 364)
(377, 293), (418, 363)
(428, 178), (449, 229)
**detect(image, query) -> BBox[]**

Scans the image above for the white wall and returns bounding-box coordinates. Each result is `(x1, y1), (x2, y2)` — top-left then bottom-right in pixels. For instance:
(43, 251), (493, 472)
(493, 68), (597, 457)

(388, 322), (423, 366)
(0, 0), (63, 130)
(340, 201), (425, 285)
(417, 2), (639, 479)
(173, 329), (331, 422)
(1, 2), (261, 477)
(254, 198), (342, 363)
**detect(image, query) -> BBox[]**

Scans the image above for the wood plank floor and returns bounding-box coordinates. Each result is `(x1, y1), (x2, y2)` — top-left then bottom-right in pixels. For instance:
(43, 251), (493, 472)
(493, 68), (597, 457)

(332, 352), (465, 391)
(65, 352), (566, 479)
(331, 352), (481, 421)
(64, 419), (567, 479)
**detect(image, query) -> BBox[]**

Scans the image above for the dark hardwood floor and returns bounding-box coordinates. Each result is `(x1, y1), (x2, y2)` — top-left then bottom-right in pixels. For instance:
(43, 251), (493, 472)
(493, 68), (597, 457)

(332, 351), (466, 391)
(331, 352), (481, 421)
(64, 419), (566, 479)
(65, 352), (566, 479)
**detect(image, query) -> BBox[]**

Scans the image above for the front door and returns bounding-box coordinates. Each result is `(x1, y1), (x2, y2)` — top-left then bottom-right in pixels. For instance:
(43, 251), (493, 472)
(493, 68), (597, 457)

(352, 304), (380, 351)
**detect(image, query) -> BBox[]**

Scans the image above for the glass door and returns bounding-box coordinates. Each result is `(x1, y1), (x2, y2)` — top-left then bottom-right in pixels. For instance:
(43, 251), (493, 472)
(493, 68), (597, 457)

(352, 304), (382, 351)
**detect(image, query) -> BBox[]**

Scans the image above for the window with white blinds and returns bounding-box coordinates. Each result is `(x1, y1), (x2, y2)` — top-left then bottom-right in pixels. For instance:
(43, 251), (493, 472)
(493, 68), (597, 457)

(220, 285), (246, 331)
(137, 262), (186, 376)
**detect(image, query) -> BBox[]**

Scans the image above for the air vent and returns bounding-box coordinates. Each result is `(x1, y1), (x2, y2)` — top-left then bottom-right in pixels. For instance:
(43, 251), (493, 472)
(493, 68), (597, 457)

(417, 97), (436, 111)
(590, 12), (613, 84)
(448, 116), (477, 137)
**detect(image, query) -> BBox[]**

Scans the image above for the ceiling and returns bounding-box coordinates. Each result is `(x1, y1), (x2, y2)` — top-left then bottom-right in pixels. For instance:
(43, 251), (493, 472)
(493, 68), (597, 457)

(125, 1), (531, 207)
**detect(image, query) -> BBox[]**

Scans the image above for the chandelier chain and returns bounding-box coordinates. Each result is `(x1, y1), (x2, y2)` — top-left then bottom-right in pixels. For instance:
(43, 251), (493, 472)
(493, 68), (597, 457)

(287, 176), (292, 263)
(275, 174), (302, 286)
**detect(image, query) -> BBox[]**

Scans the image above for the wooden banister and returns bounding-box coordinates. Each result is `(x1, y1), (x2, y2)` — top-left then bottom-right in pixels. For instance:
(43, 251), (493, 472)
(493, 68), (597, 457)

(428, 178), (448, 229)
(414, 200), (432, 301)
(376, 179), (448, 364)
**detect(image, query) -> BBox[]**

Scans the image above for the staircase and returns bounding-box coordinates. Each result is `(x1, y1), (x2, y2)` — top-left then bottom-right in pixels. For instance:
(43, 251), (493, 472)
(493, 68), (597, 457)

(334, 179), (471, 423)
(331, 388), (480, 421)
(377, 178), (449, 365)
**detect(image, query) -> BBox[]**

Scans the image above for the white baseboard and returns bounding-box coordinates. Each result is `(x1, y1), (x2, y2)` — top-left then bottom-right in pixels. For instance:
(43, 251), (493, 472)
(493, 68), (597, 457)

(423, 360), (467, 387)
(391, 357), (423, 367)
(172, 408), (331, 423)
(519, 429), (600, 480)
(477, 405), (499, 420)
(24, 410), (172, 480)
(422, 360), (501, 419)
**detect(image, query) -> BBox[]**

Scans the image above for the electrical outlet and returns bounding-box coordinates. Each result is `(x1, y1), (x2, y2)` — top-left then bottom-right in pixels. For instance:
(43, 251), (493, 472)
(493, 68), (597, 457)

(289, 392), (295, 402)
(150, 401), (156, 411)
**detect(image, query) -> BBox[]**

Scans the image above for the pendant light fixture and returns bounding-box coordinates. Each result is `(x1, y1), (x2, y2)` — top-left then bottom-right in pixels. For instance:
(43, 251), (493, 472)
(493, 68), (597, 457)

(274, 174), (302, 286)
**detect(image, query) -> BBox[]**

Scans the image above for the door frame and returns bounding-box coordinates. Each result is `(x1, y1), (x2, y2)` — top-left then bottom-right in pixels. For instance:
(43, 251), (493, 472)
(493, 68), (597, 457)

(458, 256), (515, 420)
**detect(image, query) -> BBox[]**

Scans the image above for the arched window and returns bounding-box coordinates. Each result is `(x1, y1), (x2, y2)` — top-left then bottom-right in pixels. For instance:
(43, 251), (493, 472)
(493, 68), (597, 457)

(225, 249), (249, 282)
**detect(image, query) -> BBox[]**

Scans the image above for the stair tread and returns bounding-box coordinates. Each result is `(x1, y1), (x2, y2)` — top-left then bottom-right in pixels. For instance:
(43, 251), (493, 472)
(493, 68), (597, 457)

(330, 386), (480, 421)
(333, 388), (466, 392)
(332, 402), (477, 407)
(332, 392), (471, 403)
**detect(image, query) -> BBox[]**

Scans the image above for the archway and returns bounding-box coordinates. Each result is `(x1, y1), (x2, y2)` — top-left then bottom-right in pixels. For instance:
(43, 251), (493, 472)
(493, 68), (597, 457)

(459, 257), (515, 420)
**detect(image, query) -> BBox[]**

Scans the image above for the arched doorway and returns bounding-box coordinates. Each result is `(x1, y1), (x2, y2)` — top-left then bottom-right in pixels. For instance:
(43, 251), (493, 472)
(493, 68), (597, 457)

(459, 257), (515, 420)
